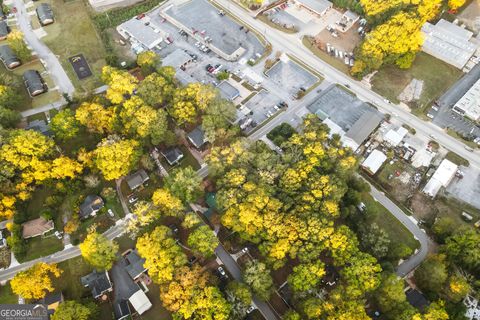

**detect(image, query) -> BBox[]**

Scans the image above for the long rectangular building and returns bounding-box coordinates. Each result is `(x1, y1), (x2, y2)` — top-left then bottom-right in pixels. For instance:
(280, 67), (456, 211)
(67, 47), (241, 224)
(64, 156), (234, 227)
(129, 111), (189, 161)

(452, 78), (480, 121)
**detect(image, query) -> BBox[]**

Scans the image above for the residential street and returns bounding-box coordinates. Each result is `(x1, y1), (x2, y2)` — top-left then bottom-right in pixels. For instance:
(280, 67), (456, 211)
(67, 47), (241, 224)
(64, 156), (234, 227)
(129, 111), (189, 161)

(208, 0), (480, 169)
(14, 0), (74, 97)
(215, 245), (280, 320)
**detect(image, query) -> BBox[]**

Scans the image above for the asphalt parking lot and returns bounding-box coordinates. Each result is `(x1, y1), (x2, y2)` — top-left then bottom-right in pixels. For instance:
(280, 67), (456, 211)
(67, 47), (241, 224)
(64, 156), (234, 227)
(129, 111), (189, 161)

(447, 165), (480, 210)
(240, 90), (282, 133)
(265, 57), (318, 96)
(164, 0), (265, 60)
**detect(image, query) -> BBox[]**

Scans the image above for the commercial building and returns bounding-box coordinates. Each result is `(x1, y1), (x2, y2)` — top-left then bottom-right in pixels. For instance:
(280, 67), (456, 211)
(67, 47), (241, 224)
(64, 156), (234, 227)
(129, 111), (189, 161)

(384, 126), (408, 147)
(117, 18), (165, 53)
(162, 49), (194, 70)
(452, 78), (480, 121)
(361, 150), (387, 175)
(423, 159), (458, 198)
(292, 0), (332, 16)
(421, 19), (479, 69)
(217, 81), (240, 101)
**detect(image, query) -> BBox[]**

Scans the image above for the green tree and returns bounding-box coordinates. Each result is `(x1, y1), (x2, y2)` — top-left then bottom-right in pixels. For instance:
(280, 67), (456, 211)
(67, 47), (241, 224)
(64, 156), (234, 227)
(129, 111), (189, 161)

(0, 106), (20, 128)
(445, 274), (470, 303)
(432, 217), (456, 243)
(243, 260), (274, 301)
(137, 69), (176, 107)
(164, 166), (204, 204)
(0, 85), (21, 108)
(375, 273), (408, 315)
(225, 281), (252, 320)
(136, 51), (159, 75)
(444, 228), (480, 274)
(136, 226), (187, 284)
(79, 231), (118, 270)
(7, 30), (31, 62)
(50, 109), (80, 141)
(358, 222), (390, 259)
(287, 261), (325, 292)
(51, 301), (96, 320)
(202, 98), (238, 143)
(187, 225), (219, 258)
(414, 254), (448, 296)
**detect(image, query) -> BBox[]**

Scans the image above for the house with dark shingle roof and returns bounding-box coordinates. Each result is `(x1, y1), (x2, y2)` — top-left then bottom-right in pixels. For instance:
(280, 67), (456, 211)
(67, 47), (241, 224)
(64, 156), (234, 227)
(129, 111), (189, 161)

(124, 250), (147, 281)
(36, 3), (54, 26)
(26, 119), (53, 137)
(40, 292), (64, 315)
(81, 270), (113, 299)
(0, 45), (21, 69)
(161, 147), (184, 166)
(23, 70), (47, 97)
(126, 169), (149, 191)
(79, 195), (104, 220)
(187, 126), (207, 149)
(0, 21), (10, 41)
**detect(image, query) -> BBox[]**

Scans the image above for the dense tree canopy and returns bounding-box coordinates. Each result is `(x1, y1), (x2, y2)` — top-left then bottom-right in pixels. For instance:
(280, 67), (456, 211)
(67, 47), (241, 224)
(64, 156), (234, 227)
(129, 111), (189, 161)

(11, 263), (62, 299)
(79, 231), (118, 270)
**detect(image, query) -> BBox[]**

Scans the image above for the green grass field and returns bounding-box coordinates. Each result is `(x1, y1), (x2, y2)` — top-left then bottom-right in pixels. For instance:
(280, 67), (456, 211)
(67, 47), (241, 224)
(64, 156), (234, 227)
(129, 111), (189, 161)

(53, 257), (94, 300)
(371, 52), (462, 114)
(38, 0), (107, 93)
(18, 236), (64, 263)
(0, 283), (17, 304)
(362, 192), (419, 251)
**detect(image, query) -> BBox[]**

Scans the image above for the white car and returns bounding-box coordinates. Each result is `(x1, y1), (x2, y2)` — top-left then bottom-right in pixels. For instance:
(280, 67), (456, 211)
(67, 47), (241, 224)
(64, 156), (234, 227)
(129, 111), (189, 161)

(107, 209), (114, 218)
(246, 305), (255, 314)
(218, 266), (226, 277)
(54, 231), (63, 239)
(128, 196), (138, 204)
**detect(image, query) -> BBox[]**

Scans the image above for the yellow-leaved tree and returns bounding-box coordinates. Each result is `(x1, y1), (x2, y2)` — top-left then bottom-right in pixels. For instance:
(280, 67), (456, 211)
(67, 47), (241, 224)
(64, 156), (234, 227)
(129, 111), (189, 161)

(79, 231), (118, 270)
(11, 263), (62, 299)
(102, 66), (138, 104)
(75, 102), (116, 134)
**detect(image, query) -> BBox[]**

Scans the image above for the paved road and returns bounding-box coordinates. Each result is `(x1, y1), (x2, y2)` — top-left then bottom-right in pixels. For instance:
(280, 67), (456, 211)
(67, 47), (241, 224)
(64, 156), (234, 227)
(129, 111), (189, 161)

(20, 99), (65, 117)
(0, 220), (125, 281)
(215, 245), (279, 320)
(14, 0), (74, 97)
(367, 182), (432, 277)
(211, 0), (480, 169)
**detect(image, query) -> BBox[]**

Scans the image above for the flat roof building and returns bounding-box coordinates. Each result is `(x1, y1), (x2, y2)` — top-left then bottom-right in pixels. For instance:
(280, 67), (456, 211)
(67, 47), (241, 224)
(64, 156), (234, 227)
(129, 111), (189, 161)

(361, 150), (387, 175)
(423, 159), (458, 198)
(421, 19), (478, 69)
(23, 70), (47, 97)
(452, 78), (480, 121)
(384, 126), (408, 147)
(117, 18), (164, 52)
(162, 49), (193, 70)
(36, 3), (54, 26)
(217, 81), (240, 101)
(293, 0), (332, 16)
(0, 45), (21, 70)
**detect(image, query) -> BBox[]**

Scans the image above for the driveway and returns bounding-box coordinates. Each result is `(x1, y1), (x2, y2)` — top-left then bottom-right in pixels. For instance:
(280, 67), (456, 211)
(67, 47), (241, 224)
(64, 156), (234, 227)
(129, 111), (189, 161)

(14, 0), (74, 97)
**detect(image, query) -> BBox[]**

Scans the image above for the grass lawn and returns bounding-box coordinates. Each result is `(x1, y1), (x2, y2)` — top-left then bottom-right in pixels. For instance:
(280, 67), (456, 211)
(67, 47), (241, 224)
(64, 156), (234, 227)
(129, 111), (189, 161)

(70, 214), (115, 244)
(39, 0), (107, 93)
(0, 246), (11, 269)
(23, 186), (55, 221)
(362, 192), (419, 251)
(0, 283), (17, 304)
(0, 59), (61, 111)
(371, 52), (462, 114)
(445, 151), (470, 167)
(53, 256), (94, 300)
(116, 234), (136, 253)
(19, 236), (64, 263)
(142, 283), (172, 320)
(257, 15), (298, 34)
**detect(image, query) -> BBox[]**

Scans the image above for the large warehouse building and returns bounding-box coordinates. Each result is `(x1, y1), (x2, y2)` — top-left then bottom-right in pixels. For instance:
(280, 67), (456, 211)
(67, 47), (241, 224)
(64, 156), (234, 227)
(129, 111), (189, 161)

(452, 78), (480, 121)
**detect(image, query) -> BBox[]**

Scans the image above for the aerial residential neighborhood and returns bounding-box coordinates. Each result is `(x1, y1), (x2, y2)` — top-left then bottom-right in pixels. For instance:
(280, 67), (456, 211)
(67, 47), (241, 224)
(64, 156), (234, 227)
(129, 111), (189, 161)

(0, 0), (479, 318)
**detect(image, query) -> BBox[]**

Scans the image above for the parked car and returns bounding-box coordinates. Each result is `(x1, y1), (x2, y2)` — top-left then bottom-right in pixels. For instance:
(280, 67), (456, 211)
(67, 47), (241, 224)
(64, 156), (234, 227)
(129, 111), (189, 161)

(169, 224), (179, 234)
(54, 231), (63, 239)
(107, 209), (114, 218)
(128, 196), (138, 204)
(246, 305), (255, 314)
(217, 266), (226, 277)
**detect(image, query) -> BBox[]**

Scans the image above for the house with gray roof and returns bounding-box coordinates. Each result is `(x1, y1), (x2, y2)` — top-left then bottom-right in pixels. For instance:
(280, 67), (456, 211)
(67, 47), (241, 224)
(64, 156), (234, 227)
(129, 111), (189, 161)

(0, 21), (10, 40)
(36, 3), (54, 26)
(27, 119), (52, 137)
(0, 45), (21, 69)
(79, 195), (104, 219)
(161, 147), (184, 166)
(81, 270), (113, 299)
(217, 81), (240, 101)
(23, 70), (47, 97)
(187, 126), (207, 149)
(124, 250), (147, 281)
(126, 169), (149, 191)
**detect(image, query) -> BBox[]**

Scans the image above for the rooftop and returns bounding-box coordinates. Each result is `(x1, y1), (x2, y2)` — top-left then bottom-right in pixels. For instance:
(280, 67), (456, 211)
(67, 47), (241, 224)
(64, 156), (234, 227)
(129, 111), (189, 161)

(129, 290), (152, 315)
(124, 250), (147, 280)
(36, 3), (54, 23)
(21, 217), (54, 239)
(421, 19), (478, 69)
(126, 169), (149, 191)
(117, 18), (164, 49)
(187, 126), (207, 149)
(217, 81), (240, 101)
(0, 45), (20, 67)
(79, 195), (104, 219)
(81, 270), (113, 299)
(383, 126), (408, 146)
(361, 150), (387, 175)
(0, 21), (9, 38)
(423, 159), (458, 198)
(23, 70), (46, 96)
(26, 119), (52, 137)
(162, 49), (193, 69)
(344, 110), (383, 148)
(296, 0), (332, 14)
(453, 77), (480, 121)
(161, 147), (184, 165)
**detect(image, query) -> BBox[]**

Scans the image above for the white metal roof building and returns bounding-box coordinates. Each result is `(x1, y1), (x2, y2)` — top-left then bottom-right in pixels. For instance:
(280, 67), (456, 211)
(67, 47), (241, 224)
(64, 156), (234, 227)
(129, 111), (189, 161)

(384, 127), (408, 147)
(452, 78), (480, 121)
(361, 150), (387, 175)
(293, 0), (332, 16)
(117, 18), (164, 51)
(162, 49), (193, 70)
(423, 159), (458, 198)
(128, 290), (152, 315)
(421, 19), (479, 69)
